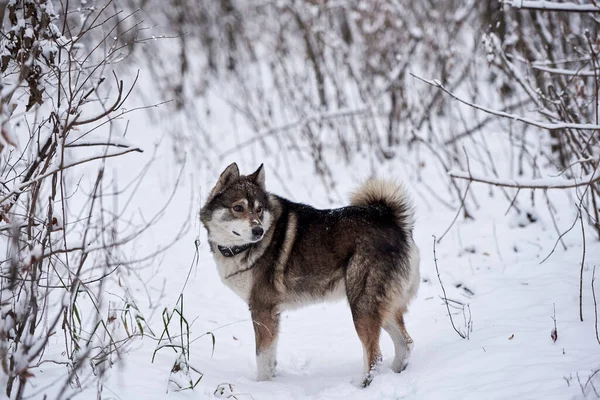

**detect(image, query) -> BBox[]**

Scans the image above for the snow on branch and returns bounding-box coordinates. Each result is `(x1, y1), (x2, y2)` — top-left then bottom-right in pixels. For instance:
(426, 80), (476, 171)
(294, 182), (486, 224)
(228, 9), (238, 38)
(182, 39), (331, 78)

(504, 1), (600, 12)
(411, 74), (600, 131)
(449, 168), (600, 189)
(532, 65), (598, 77)
(219, 106), (371, 157)
(0, 147), (142, 205)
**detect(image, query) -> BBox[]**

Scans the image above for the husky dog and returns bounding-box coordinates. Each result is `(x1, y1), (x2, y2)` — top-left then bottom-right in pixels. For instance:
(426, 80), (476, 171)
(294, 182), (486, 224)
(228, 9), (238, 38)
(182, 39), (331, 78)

(200, 163), (420, 387)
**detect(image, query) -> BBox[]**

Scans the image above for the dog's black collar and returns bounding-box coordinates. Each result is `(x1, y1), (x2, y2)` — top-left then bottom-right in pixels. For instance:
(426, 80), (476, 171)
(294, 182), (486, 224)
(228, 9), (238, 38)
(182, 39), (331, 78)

(217, 243), (252, 257)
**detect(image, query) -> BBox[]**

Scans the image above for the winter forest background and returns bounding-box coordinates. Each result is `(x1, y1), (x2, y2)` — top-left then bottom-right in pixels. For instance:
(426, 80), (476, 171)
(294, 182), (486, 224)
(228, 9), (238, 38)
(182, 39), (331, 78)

(1, 0), (600, 399)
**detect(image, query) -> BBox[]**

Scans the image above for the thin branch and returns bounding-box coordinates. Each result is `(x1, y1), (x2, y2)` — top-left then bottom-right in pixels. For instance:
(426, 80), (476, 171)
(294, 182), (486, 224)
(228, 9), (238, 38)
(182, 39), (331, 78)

(411, 73), (600, 131)
(592, 266), (599, 344)
(532, 65), (599, 77)
(0, 147), (142, 205)
(580, 208), (586, 322)
(219, 106), (371, 158)
(444, 98), (533, 145)
(432, 235), (467, 339)
(504, 0), (600, 12)
(438, 181), (471, 244)
(448, 169), (600, 189)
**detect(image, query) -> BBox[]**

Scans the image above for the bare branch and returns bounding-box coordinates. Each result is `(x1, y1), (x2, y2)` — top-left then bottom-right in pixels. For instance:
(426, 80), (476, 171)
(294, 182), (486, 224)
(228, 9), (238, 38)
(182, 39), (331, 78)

(411, 73), (600, 131)
(593, 266), (600, 344)
(504, 1), (600, 13)
(448, 169), (600, 189)
(433, 235), (468, 339)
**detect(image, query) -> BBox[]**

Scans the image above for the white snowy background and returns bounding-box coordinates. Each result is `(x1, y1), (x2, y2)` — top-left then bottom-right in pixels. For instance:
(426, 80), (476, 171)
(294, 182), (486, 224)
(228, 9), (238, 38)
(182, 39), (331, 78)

(1, 1), (600, 399)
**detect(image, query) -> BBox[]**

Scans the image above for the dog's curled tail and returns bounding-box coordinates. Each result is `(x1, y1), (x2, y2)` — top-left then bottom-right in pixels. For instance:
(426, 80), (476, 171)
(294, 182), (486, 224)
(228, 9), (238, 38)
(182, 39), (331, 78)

(350, 179), (415, 233)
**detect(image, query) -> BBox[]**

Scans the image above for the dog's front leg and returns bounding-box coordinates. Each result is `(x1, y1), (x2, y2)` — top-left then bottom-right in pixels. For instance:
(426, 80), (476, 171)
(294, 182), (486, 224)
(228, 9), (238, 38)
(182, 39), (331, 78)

(251, 306), (280, 381)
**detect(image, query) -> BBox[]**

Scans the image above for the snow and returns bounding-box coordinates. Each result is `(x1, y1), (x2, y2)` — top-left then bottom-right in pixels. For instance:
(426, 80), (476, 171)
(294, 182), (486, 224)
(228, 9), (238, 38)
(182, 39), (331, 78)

(40, 40), (58, 59)
(532, 65), (599, 77)
(415, 73), (600, 131)
(449, 168), (600, 189)
(3, 6), (600, 400)
(506, 0), (600, 12)
(19, 87), (596, 400)
(0, 120), (17, 148)
(60, 169), (598, 400)
(22, 244), (43, 265)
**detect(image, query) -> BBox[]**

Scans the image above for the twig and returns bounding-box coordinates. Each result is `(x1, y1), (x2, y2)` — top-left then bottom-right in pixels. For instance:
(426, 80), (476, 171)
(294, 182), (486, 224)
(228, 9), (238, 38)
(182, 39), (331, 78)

(437, 147), (474, 244)
(504, 0), (600, 12)
(438, 181), (470, 244)
(0, 147), (142, 205)
(580, 208), (586, 322)
(444, 98), (533, 145)
(219, 107), (371, 158)
(411, 73), (600, 131)
(531, 65), (599, 77)
(585, 31), (599, 126)
(448, 169), (600, 190)
(540, 169), (598, 265)
(551, 303), (558, 343)
(592, 266), (599, 345)
(432, 235), (467, 339)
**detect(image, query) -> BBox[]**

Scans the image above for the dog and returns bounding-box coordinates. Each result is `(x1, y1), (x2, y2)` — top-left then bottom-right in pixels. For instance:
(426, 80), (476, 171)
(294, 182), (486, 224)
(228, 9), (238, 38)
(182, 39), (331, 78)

(200, 163), (420, 387)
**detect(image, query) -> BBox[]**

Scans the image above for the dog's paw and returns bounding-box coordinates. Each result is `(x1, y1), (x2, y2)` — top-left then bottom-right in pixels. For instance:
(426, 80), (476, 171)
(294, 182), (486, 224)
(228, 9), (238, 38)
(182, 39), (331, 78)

(256, 351), (277, 381)
(256, 370), (275, 381)
(350, 375), (371, 388)
(356, 355), (382, 388)
(360, 375), (374, 388)
(354, 370), (378, 388)
(256, 361), (277, 381)
(398, 361), (409, 373)
(391, 358), (409, 373)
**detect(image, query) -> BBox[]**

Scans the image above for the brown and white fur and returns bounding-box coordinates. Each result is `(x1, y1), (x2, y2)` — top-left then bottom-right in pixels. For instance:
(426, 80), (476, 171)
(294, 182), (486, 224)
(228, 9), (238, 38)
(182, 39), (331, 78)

(200, 163), (420, 387)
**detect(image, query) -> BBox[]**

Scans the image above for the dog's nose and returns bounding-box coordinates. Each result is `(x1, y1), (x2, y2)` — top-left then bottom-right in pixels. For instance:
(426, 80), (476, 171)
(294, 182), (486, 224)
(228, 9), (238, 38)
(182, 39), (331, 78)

(252, 227), (264, 237)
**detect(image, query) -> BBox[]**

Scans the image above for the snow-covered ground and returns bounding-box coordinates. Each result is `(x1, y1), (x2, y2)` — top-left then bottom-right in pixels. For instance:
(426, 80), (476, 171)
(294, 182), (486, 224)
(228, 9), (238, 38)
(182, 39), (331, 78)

(3, 1), (600, 398)
(21, 66), (599, 400)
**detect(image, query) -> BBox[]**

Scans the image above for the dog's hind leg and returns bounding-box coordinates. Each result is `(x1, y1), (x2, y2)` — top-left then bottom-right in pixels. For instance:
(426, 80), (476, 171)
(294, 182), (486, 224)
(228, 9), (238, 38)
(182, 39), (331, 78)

(350, 307), (383, 388)
(383, 308), (414, 373)
(346, 258), (385, 387)
(251, 306), (280, 381)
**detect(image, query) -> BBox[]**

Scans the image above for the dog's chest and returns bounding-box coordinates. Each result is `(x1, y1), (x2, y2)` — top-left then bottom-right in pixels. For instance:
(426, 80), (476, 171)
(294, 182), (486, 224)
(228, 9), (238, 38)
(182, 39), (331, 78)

(214, 255), (253, 302)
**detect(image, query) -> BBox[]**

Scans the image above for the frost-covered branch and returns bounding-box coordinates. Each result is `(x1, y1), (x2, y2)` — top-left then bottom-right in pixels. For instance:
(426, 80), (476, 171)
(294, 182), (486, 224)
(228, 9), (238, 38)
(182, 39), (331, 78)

(0, 2), (171, 399)
(219, 106), (371, 158)
(504, 0), (600, 12)
(0, 147), (143, 205)
(449, 168), (600, 189)
(412, 74), (600, 131)
(532, 65), (599, 77)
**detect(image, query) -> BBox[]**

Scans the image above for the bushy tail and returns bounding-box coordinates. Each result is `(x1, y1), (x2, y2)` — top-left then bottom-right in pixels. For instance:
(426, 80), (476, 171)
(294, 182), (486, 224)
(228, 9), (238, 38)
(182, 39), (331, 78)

(350, 179), (415, 233)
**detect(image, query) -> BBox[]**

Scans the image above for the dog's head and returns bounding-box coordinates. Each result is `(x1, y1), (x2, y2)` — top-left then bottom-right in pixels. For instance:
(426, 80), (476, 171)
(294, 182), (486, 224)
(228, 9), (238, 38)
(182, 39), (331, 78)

(200, 163), (272, 246)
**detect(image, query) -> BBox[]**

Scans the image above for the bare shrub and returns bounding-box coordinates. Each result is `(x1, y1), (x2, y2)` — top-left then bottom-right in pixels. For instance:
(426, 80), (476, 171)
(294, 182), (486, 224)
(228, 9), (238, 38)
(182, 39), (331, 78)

(411, 2), (600, 330)
(464, 1), (600, 237)
(0, 1), (177, 398)
(128, 1), (482, 186)
(123, 0), (600, 345)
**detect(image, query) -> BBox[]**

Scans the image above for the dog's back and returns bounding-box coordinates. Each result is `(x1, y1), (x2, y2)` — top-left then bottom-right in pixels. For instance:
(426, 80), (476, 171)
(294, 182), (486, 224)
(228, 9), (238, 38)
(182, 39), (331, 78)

(251, 179), (420, 386)
(201, 164), (420, 387)
(260, 179), (418, 305)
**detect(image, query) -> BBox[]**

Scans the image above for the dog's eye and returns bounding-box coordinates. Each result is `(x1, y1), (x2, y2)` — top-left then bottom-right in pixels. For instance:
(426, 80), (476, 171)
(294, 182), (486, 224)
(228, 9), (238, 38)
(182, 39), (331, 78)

(232, 205), (243, 212)
(256, 206), (263, 214)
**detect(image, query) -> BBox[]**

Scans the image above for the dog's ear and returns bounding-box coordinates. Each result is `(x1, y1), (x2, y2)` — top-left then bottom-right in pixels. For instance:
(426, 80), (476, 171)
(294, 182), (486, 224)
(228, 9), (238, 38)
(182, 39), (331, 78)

(217, 162), (240, 188)
(207, 163), (239, 200)
(248, 164), (265, 189)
